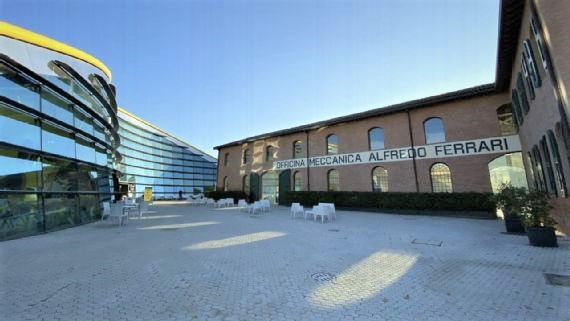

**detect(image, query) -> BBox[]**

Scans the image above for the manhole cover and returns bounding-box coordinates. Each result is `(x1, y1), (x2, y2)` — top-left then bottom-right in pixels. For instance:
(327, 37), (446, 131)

(311, 272), (336, 282)
(544, 273), (570, 287)
(329, 229), (340, 232)
(411, 239), (442, 247)
(160, 228), (179, 231)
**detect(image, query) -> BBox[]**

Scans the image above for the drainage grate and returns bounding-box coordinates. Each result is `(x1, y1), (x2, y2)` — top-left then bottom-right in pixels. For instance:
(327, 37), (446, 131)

(311, 272), (336, 282)
(544, 273), (570, 287)
(411, 239), (442, 247)
(160, 228), (179, 231)
(328, 229), (340, 232)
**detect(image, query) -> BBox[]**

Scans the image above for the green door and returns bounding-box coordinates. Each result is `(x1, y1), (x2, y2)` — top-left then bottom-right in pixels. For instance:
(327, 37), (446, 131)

(249, 173), (260, 202)
(278, 170), (291, 205)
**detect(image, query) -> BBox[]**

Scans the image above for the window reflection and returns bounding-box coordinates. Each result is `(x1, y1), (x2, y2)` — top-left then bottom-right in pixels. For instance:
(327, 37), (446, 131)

(430, 163), (452, 192)
(488, 152), (528, 193)
(424, 118), (446, 144)
(0, 103), (41, 150)
(42, 122), (75, 159)
(0, 63), (40, 110)
(44, 193), (78, 231)
(0, 148), (42, 191)
(41, 89), (73, 126)
(368, 128), (384, 150)
(372, 167), (388, 192)
(0, 193), (42, 240)
(327, 169), (340, 191)
(42, 157), (77, 192)
(327, 135), (338, 154)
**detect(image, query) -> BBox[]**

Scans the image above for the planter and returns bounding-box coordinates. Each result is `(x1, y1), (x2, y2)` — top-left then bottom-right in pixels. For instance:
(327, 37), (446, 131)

(504, 216), (525, 233)
(527, 227), (558, 247)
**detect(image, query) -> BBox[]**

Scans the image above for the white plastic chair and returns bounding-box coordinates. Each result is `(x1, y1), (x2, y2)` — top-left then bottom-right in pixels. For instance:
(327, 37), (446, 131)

(304, 205), (319, 221)
(248, 201), (262, 215)
(290, 203), (304, 219)
(260, 199), (271, 212)
(237, 199), (248, 211)
(226, 198), (235, 207)
(102, 202), (127, 226)
(135, 201), (155, 219)
(314, 205), (332, 223)
(319, 203), (336, 221)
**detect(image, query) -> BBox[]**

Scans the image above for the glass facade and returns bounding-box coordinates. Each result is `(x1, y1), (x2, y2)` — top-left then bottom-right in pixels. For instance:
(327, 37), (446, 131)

(117, 110), (216, 200)
(0, 34), (119, 240)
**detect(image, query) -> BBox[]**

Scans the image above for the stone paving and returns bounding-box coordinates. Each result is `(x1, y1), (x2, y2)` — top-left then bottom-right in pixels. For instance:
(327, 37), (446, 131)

(1, 203), (570, 321)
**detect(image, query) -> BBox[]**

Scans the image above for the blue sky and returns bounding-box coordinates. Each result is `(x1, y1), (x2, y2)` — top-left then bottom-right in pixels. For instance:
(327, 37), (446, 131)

(1, 0), (500, 157)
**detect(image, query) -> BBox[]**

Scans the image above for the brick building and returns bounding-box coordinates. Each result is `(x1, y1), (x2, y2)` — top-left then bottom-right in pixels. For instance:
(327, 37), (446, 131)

(215, 0), (570, 233)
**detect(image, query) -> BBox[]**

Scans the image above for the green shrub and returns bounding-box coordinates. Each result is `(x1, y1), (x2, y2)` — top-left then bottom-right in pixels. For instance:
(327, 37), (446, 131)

(204, 190), (247, 202)
(282, 191), (496, 213)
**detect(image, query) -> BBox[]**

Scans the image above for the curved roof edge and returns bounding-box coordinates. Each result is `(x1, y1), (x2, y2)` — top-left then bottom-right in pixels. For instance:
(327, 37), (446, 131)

(118, 107), (217, 161)
(0, 21), (112, 80)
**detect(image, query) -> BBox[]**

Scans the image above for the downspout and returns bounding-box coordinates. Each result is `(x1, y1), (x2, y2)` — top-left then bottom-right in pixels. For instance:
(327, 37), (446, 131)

(406, 109), (420, 192)
(305, 130), (310, 191)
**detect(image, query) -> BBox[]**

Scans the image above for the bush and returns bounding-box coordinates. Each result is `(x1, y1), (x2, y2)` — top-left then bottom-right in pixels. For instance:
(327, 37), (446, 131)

(520, 190), (555, 227)
(204, 190), (247, 202)
(282, 191), (496, 214)
(491, 184), (527, 218)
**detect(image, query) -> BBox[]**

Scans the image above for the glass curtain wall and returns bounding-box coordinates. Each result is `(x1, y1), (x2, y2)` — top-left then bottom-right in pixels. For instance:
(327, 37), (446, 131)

(0, 34), (119, 240)
(117, 111), (217, 200)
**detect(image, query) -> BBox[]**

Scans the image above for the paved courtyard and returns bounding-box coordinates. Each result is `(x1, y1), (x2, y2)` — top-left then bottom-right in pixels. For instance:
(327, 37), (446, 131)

(1, 203), (570, 321)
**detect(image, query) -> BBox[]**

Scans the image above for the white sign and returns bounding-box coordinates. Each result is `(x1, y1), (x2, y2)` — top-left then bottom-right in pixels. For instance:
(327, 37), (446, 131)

(273, 135), (521, 170)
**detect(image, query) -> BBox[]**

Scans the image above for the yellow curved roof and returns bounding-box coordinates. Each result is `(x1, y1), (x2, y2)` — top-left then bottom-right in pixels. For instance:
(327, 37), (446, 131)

(0, 21), (112, 80)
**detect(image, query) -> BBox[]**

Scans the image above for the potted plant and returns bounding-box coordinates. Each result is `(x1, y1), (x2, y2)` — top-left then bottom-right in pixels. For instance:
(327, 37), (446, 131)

(520, 191), (558, 247)
(493, 184), (527, 233)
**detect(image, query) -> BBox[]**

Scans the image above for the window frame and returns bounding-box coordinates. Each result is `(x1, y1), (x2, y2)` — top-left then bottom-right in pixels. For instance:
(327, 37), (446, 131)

(368, 127), (385, 151)
(423, 117), (446, 145)
(430, 162), (453, 193)
(326, 134), (338, 155)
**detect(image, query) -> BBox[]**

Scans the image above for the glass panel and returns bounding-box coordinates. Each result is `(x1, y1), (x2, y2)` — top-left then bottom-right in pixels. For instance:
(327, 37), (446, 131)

(293, 172), (302, 191)
(79, 194), (100, 224)
(76, 136), (96, 163)
(424, 118), (446, 144)
(532, 145), (547, 192)
(95, 145), (108, 166)
(0, 193), (42, 240)
(41, 90), (73, 126)
(541, 137), (557, 195)
(0, 148), (42, 191)
(44, 193), (78, 231)
(430, 163), (452, 192)
(488, 153), (528, 193)
(0, 63), (40, 110)
(547, 130), (567, 197)
(0, 103), (41, 150)
(327, 169), (340, 191)
(243, 175), (250, 194)
(77, 164), (98, 191)
(368, 128), (384, 150)
(74, 108), (93, 136)
(497, 105), (516, 136)
(261, 171), (279, 203)
(327, 135), (338, 154)
(42, 122), (75, 159)
(293, 141), (303, 158)
(372, 167), (389, 192)
(42, 157), (77, 192)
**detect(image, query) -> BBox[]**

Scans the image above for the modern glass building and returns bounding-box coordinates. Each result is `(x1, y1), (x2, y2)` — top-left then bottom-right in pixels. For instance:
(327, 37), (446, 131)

(117, 108), (217, 200)
(0, 22), (120, 240)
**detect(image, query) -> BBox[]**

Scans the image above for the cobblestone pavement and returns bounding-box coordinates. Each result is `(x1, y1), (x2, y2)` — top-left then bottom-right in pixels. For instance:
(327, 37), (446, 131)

(2, 204), (570, 321)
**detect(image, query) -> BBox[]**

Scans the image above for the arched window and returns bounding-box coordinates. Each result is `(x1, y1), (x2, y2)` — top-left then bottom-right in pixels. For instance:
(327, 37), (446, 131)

(496, 105), (516, 136)
(371, 166), (388, 192)
(293, 141), (303, 159)
(326, 134), (338, 154)
(488, 152), (528, 193)
(327, 169), (340, 191)
(242, 175), (250, 194)
(223, 176), (229, 191)
(261, 171), (279, 203)
(547, 130), (567, 197)
(368, 127), (384, 150)
(430, 163), (452, 193)
(424, 118), (445, 144)
(266, 146), (274, 162)
(293, 171), (302, 191)
(224, 152), (229, 166)
(242, 149), (251, 164)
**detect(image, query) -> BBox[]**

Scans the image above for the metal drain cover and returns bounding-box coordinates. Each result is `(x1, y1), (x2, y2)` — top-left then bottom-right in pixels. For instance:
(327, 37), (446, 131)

(544, 273), (570, 287)
(411, 239), (442, 247)
(328, 229), (340, 232)
(311, 272), (336, 282)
